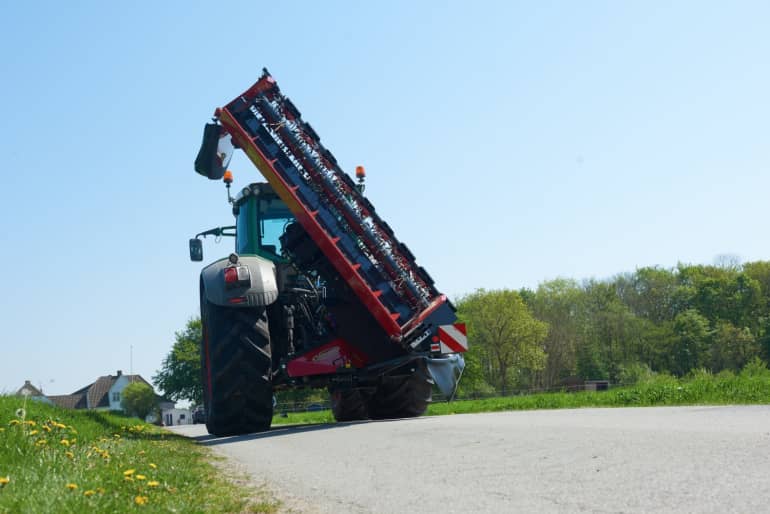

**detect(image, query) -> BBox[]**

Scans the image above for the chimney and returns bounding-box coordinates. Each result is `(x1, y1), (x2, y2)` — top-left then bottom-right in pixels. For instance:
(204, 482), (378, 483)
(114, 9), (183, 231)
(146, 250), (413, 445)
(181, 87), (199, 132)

(25, 380), (31, 386)
(117, 370), (122, 376)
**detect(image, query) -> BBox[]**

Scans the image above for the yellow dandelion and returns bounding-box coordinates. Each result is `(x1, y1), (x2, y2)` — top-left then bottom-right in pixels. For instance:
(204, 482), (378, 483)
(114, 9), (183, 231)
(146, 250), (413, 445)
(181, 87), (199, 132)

(135, 474), (146, 481)
(65, 451), (74, 459)
(124, 476), (134, 482)
(137, 450), (146, 455)
(66, 483), (78, 490)
(8, 420), (20, 426)
(60, 439), (70, 446)
(42, 425), (51, 432)
(134, 495), (149, 506)
(83, 490), (96, 497)
(99, 437), (108, 443)
(147, 481), (160, 487)
(113, 434), (121, 439)
(0, 476), (10, 487)
(24, 420), (36, 427)
(35, 439), (47, 447)
(123, 469), (135, 476)
(54, 422), (67, 429)
(96, 487), (106, 494)
(148, 463), (157, 469)
(28, 430), (39, 436)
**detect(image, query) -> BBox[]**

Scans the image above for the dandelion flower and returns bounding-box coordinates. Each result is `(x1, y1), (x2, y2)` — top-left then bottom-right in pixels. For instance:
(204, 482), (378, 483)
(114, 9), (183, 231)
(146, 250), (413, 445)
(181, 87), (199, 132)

(148, 463), (157, 469)
(0, 476), (9, 487)
(28, 430), (39, 436)
(136, 474), (146, 481)
(137, 450), (146, 455)
(147, 481), (160, 487)
(65, 451), (74, 459)
(8, 420), (20, 426)
(135, 495), (149, 505)
(54, 422), (66, 429)
(124, 476), (134, 482)
(35, 439), (47, 447)
(123, 469), (135, 476)
(60, 439), (70, 447)
(83, 490), (96, 497)
(24, 420), (36, 427)
(42, 425), (51, 432)
(66, 483), (78, 490)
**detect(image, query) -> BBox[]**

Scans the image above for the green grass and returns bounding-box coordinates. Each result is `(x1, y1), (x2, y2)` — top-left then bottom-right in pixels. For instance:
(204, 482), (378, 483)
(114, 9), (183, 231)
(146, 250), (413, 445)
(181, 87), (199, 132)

(271, 365), (770, 425)
(0, 396), (278, 514)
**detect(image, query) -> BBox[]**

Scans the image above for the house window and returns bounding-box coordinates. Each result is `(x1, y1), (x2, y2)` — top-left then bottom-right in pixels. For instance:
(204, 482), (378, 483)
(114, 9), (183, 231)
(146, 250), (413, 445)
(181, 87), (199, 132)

(112, 392), (120, 402)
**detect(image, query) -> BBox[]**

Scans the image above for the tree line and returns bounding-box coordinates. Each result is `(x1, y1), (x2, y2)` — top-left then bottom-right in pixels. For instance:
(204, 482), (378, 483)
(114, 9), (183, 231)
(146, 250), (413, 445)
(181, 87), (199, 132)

(154, 261), (770, 403)
(457, 260), (770, 396)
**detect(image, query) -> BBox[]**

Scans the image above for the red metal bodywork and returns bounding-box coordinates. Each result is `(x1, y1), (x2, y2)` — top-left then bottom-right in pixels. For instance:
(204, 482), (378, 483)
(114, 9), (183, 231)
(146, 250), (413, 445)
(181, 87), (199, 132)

(286, 338), (370, 377)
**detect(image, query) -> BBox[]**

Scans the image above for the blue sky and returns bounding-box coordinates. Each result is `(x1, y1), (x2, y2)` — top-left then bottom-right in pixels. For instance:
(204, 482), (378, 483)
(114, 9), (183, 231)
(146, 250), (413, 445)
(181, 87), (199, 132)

(1, 1), (768, 396)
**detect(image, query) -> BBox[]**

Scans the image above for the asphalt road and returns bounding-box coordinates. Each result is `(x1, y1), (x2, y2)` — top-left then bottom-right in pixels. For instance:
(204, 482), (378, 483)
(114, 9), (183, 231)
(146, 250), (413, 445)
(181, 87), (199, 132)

(170, 406), (770, 513)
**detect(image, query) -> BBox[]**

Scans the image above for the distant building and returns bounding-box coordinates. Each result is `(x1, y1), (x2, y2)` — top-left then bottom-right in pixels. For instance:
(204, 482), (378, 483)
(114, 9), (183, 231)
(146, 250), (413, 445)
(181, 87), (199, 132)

(16, 370), (180, 424)
(15, 380), (53, 405)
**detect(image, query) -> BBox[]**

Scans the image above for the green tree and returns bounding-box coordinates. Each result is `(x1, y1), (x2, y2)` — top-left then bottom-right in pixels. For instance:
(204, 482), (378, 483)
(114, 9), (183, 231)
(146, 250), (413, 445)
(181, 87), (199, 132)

(672, 309), (711, 375)
(121, 382), (158, 420)
(457, 289), (548, 394)
(582, 280), (645, 381)
(153, 318), (203, 405)
(526, 279), (586, 388)
(711, 321), (759, 372)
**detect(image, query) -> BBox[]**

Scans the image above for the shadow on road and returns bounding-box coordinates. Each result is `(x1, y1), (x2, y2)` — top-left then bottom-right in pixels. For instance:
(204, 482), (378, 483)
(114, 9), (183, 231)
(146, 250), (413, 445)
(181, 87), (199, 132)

(194, 418), (413, 446)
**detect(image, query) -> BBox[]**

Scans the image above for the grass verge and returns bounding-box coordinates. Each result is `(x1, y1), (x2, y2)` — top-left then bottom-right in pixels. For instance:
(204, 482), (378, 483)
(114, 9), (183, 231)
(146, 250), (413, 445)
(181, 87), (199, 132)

(0, 396), (278, 514)
(271, 364), (770, 425)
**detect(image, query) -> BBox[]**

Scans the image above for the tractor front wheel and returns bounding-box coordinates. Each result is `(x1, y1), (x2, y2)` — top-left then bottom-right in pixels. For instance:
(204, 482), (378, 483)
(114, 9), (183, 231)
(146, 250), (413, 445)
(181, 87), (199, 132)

(329, 388), (370, 422)
(367, 360), (433, 420)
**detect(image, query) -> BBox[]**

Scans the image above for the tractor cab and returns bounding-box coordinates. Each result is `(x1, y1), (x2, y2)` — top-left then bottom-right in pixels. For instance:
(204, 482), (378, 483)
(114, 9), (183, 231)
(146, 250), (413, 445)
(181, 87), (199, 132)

(189, 181), (294, 263)
(233, 182), (293, 262)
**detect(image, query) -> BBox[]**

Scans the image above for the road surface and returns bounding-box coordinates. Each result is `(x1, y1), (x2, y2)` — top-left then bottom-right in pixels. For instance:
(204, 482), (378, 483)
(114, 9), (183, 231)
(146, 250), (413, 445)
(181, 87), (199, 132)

(170, 406), (770, 513)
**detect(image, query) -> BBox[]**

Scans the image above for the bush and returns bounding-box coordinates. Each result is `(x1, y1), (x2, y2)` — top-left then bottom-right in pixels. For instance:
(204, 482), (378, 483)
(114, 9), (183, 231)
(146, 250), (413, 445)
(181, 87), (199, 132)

(740, 357), (770, 378)
(617, 363), (655, 385)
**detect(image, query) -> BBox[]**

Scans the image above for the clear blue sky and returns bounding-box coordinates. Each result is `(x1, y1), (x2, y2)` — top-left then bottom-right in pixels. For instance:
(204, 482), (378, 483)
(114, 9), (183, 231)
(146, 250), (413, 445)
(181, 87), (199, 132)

(1, 1), (768, 396)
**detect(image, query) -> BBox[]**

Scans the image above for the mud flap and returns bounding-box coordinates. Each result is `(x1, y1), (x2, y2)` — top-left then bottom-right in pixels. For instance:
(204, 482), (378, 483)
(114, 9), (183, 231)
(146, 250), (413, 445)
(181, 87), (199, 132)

(426, 354), (465, 399)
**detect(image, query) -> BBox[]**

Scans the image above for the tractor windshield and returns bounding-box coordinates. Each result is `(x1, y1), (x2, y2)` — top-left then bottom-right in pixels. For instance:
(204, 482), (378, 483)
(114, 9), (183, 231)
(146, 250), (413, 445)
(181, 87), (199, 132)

(257, 196), (293, 257)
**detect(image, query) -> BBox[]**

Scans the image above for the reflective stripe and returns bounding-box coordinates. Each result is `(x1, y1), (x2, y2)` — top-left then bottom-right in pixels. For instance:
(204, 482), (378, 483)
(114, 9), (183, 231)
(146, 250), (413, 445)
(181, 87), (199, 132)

(437, 324), (468, 353)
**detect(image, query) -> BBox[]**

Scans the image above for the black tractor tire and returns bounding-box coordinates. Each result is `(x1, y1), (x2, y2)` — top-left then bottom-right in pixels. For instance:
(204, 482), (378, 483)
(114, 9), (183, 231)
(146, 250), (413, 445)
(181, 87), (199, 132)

(201, 299), (274, 436)
(368, 360), (433, 420)
(329, 388), (370, 422)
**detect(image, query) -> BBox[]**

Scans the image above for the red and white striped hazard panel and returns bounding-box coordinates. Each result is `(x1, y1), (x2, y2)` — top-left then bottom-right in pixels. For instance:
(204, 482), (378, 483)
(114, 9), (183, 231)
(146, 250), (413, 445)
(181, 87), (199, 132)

(436, 323), (468, 354)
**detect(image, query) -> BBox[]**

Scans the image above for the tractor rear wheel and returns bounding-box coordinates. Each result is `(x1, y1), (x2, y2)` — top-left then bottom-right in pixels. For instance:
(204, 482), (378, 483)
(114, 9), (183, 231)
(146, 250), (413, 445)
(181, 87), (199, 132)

(329, 388), (369, 422)
(367, 360), (433, 420)
(201, 299), (274, 436)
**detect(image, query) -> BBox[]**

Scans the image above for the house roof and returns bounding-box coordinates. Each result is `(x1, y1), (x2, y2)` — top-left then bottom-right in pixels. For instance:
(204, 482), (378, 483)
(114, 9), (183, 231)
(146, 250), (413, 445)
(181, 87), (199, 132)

(48, 393), (87, 409)
(80, 373), (153, 408)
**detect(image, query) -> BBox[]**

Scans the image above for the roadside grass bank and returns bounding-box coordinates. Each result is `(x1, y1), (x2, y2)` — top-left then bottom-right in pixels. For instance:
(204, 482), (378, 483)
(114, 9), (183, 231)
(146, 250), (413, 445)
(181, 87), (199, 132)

(272, 362), (770, 425)
(0, 396), (277, 513)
